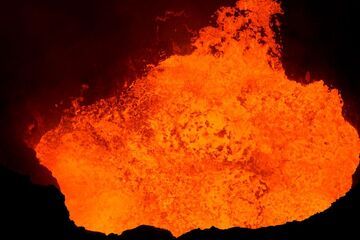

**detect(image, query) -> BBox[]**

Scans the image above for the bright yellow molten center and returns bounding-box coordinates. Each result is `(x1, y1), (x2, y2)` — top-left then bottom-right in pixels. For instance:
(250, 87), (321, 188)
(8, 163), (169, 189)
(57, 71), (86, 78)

(35, 0), (360, 236)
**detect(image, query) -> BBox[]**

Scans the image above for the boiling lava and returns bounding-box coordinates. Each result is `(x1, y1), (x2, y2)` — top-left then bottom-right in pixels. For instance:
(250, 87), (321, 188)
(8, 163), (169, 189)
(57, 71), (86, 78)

(35, 0), (360, 236)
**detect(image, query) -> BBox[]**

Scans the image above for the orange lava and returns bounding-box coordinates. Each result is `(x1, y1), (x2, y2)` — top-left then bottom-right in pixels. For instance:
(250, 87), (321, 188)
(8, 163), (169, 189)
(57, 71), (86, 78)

(35, 0), (360, 236)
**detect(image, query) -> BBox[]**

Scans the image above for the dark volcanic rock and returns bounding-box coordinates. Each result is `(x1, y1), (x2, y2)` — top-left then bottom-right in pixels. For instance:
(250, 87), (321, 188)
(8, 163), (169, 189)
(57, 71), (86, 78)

(1, 165), (69, 240)
(0, 165), (177, 240)
(118, 225), (175, 240)
(0, 165), (106, 240)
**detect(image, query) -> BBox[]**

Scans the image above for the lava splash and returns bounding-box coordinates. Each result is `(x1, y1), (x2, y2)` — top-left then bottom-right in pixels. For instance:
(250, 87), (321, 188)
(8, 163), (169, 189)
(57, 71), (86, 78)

(35, 0), (360, 236)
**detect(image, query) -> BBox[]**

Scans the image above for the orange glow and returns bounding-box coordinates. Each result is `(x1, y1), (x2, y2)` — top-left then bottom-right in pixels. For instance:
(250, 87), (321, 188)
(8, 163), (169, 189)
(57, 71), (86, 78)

(35, 0), (360, 236)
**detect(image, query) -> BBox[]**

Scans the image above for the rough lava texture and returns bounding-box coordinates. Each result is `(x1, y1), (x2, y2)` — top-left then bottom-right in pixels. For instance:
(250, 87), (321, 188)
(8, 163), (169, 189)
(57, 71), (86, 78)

(1, 165), (360, 240)
(34, 0), (360, 236)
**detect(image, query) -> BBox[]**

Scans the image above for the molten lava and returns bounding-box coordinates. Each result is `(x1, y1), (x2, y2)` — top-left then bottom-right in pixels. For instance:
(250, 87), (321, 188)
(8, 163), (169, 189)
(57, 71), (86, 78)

(35, 0), (360, 236)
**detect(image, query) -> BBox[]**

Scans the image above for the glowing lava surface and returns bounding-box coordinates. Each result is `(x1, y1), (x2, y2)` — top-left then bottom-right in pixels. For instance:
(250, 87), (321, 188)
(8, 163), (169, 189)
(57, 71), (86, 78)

(35, 0), (360, 236)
